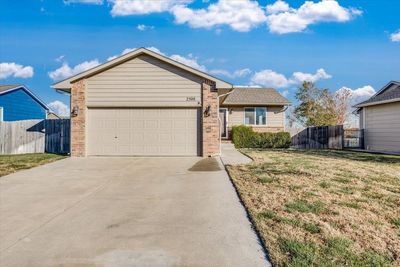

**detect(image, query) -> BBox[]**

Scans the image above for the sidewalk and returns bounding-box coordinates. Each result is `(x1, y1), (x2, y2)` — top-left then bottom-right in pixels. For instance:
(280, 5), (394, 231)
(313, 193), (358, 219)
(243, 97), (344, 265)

(220, 143), (252, 165)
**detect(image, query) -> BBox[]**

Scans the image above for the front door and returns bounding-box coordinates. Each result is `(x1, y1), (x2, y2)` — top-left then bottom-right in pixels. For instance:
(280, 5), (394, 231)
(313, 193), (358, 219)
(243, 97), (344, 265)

(219, 108), (228, 139)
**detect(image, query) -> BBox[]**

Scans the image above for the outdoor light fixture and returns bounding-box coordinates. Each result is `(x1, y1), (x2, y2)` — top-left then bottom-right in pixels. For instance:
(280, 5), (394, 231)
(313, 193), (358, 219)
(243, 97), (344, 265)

(229, 108), (233, 114)
(71, 105), (79, 117)
(204, 104), (211, 117)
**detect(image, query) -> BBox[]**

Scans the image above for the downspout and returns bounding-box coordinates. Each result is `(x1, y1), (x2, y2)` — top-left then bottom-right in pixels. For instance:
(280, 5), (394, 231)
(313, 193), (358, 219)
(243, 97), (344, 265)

(217, 89), (235, 156)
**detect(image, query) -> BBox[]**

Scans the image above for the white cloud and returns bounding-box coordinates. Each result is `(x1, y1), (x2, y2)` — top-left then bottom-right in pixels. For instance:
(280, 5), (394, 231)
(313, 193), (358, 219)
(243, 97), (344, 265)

(210, 68), (251, 79)
(137, 24), (154, 31)
(107, 46), (165, 61)
(64, 0), (103, 4)
(335, 85), (375, 127)
(251, 68), (332, 88)
(281, 89), (290, 98)
(47, 101), (70, 117)
(110, 0), (192, 16)
(338, 85), (376, 106)
(0, 62), (34, 79)
(107, 47), (136, 61)
(291, 68), (332, 83)
(170, 54), (207, 72)
(266, 0), (290, 14)
(48, 60), (100, 81)
(171, 0), (267, 32)
(251, 69), (291, 88)
(108, 46), (205, 71)
(266, 0), (362, 34)
(390, 30), (400, 42)
(55, 55), (65, 62)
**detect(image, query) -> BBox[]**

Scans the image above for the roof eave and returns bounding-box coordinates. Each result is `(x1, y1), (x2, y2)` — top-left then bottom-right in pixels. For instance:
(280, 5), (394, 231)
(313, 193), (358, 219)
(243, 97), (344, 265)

(354, 97), (400, 108)
(221, 102), (291, 106)
(354, 80), (400, 107)
(51, 47), (232, 90)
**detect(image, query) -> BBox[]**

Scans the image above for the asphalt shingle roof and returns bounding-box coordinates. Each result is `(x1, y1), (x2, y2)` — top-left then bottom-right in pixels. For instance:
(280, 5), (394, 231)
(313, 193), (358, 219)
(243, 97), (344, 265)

(356, 81), (400, 107)
(222, 87), (290, 106)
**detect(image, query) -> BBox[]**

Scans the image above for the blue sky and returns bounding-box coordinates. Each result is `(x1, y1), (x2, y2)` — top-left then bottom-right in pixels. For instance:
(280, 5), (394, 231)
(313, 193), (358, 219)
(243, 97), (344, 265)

(0, 0), (399, 116)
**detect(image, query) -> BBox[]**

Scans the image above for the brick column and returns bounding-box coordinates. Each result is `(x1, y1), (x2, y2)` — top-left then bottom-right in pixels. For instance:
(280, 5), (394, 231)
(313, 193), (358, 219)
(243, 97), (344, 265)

(202, 79), (219, 157)
(70, 79), (86, 157)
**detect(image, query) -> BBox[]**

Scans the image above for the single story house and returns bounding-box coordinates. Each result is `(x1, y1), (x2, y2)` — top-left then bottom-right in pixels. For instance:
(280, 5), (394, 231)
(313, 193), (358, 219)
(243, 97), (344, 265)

(0, 85), (49, 121)
(355, 81), (400, 154)
(219, 87), (290, 138)
(52, 48), (290, 157)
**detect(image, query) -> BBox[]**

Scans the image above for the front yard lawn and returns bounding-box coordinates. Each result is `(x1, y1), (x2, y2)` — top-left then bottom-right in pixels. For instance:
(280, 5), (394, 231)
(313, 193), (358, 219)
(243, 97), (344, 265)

(0, 153), (66, 177)
(227, 149), (400, 267)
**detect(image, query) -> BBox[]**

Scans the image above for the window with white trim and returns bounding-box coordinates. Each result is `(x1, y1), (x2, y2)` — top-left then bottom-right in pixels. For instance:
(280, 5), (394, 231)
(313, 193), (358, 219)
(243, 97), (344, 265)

(244, 107), (267, 125)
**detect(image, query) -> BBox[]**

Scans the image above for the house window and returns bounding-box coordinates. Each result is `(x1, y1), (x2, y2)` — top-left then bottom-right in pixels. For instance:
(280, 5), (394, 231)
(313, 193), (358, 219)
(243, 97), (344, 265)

(244, 107), (267, 125)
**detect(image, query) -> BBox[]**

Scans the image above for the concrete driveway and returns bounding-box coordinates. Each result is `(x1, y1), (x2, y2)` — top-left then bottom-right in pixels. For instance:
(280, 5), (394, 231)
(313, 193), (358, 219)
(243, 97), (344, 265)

(0, 157), (269, 267)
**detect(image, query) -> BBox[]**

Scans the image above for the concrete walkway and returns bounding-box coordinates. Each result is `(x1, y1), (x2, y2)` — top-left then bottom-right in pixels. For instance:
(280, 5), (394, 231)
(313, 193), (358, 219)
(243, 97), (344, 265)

(220, 143), (253, 165)
(0, 157), (269, 267)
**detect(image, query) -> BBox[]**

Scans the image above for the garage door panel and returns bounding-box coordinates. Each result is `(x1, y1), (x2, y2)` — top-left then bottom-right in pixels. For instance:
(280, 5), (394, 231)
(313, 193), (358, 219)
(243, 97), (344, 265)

(88, 108), (199, 156)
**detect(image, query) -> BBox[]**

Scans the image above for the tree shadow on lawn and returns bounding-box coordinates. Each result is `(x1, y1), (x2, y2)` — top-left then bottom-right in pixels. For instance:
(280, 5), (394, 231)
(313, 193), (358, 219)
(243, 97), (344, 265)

(285, 149), (400, 164)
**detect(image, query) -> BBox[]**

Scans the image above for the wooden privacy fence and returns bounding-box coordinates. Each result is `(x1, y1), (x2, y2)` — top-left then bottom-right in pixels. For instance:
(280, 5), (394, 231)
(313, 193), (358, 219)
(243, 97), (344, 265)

(291, 125), (344, 149)
(45, 119), (70, 154)
(0, 119), (70, 155)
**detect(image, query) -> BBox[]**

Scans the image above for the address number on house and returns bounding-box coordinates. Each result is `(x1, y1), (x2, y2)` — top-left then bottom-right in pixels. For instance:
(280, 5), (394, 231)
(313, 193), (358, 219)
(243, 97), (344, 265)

(186, 97), (196, 101)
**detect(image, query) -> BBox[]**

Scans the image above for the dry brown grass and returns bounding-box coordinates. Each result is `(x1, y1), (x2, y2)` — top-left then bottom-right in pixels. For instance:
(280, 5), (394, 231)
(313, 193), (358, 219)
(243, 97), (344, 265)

(227, 149), (400, 267)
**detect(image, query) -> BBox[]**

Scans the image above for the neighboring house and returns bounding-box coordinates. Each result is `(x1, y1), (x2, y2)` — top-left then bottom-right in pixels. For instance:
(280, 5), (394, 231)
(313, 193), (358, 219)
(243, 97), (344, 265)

(0, 85), (49, 121)
(219, 87), (290, 138)
(52, 48), (289, 157)
(355, 81), (400, 154)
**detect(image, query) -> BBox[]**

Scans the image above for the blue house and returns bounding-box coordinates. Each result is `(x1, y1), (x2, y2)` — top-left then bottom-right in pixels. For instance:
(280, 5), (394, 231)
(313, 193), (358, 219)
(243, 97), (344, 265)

(0, 85), (49, 121)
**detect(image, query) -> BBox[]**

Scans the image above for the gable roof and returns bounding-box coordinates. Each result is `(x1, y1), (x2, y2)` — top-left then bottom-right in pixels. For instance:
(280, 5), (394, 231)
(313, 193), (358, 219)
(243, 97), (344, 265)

(0, 84), (49, 111)
(354, 81), (400, 108)
(52, 47), (232, 91)
(221, 87), (291, 106)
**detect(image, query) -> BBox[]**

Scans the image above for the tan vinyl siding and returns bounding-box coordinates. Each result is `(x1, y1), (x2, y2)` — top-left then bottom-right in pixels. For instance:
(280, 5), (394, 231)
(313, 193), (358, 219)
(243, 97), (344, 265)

(225, 106), (285, 133)
(267, 106), (285, 127)
(364, 102), (400, 153)
(86, 55), (202, 107)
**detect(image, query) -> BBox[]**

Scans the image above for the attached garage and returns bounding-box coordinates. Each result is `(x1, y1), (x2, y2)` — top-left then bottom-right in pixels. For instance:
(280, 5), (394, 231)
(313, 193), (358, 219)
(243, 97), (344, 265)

(87, 108), (200, 156)
(52, 48), (232, 157)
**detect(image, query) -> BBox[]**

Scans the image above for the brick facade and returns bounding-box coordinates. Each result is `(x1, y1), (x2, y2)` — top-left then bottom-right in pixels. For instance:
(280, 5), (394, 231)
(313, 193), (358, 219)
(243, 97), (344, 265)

(70, 79), (86, 157)
(201, 80), (219, 157)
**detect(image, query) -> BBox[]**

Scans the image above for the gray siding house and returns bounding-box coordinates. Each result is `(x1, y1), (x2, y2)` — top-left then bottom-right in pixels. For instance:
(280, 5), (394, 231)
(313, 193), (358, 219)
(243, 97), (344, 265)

(355, 81), (400, 154)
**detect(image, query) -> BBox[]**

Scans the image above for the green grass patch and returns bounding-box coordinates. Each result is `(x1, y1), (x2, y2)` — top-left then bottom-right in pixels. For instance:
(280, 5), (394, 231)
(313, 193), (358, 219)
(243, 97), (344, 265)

(391, 218), (400, 229)
(258, 210), (321, 234)
(279, 237), (393, 267)
(258, 174), (276, 184)
(0, 153), (66, 177)
(285, 200), (326, 214)
(319, 181), (331, 189)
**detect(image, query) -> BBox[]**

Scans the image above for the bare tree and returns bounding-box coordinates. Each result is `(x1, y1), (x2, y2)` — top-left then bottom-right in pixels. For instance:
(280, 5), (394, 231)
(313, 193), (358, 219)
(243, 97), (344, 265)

(334, 87), (353, 125)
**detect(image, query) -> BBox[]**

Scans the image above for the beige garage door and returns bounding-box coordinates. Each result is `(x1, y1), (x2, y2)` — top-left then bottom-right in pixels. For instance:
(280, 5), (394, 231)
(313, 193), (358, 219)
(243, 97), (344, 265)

(87, 108), (200, 156)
